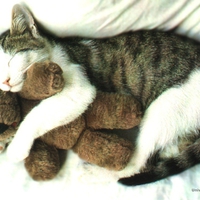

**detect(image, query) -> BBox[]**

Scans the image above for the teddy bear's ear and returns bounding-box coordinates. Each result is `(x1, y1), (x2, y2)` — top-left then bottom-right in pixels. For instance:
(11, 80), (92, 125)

(11, 4), (39, 38)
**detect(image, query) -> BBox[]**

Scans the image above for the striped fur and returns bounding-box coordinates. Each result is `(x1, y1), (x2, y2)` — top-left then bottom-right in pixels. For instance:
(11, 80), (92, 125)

(67, 31), (200, 109)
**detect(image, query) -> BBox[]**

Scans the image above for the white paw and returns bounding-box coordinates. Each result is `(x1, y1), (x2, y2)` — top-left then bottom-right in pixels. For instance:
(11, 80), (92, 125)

(76, 162), (119, 184)
(6, 140), (30, 162)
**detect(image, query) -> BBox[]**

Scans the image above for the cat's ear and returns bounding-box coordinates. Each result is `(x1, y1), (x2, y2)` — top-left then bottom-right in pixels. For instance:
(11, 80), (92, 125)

(10, 4), (39, 38)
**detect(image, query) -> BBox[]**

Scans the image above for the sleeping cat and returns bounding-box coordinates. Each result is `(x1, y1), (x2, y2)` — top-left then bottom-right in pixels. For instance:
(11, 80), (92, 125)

(1, 4), (200, 181)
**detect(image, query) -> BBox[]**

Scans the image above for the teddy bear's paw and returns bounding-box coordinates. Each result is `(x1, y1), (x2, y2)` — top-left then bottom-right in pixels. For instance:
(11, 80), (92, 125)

(6, 140), (29, 162)
(76, 162), (119, 184)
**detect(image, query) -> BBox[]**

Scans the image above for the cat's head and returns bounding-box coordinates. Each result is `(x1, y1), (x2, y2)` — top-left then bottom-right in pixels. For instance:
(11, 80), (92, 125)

(0, 4), (50, 92)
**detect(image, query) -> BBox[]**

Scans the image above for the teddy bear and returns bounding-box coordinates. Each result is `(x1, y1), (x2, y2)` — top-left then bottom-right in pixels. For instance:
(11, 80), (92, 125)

(0, 61), (142, 181)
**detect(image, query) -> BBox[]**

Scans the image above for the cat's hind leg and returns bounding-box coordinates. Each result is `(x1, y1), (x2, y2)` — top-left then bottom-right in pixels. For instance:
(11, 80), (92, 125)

(76, 70), (200, 183)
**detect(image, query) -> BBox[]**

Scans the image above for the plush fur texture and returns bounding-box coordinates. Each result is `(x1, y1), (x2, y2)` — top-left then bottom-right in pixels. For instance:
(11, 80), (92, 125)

(0, 61), (142, 180)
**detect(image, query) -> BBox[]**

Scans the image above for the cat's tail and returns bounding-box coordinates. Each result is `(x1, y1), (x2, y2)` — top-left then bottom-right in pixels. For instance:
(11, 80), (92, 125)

(118, 139), (200, 186)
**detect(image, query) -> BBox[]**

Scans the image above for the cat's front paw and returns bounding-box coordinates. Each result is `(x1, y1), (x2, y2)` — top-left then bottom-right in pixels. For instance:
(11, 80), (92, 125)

(6, 139), (30, 162)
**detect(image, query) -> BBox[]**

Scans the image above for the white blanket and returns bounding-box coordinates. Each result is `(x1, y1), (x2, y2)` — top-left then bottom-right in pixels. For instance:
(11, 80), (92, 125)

(0, 1), (200, 199)
(0, 150), (199, 200)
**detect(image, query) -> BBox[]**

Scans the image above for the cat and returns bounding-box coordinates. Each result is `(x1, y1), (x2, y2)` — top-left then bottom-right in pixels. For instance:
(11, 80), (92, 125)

(1, 4), (200, 182)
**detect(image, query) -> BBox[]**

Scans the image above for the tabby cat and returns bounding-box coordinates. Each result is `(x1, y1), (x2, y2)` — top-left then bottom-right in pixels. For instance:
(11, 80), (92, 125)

(1, 4), (200, 182)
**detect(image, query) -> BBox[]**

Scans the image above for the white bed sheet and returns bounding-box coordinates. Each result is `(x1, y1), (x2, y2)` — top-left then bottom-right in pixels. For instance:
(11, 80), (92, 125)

(0, 150), (200, 200)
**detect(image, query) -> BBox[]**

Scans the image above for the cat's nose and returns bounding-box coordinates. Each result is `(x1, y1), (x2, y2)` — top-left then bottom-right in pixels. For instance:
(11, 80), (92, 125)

(3, 78), (11, 87)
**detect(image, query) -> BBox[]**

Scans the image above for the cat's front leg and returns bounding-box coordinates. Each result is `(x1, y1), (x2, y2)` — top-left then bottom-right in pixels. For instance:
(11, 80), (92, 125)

(7, 65), (96, 162)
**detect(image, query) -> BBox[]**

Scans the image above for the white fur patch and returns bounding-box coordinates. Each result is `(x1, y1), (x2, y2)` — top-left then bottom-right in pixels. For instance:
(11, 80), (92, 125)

(0, 47), (49, 92)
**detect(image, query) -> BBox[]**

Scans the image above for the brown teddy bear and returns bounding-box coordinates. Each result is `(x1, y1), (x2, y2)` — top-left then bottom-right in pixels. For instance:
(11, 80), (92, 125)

(0, 61), (142, 181)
